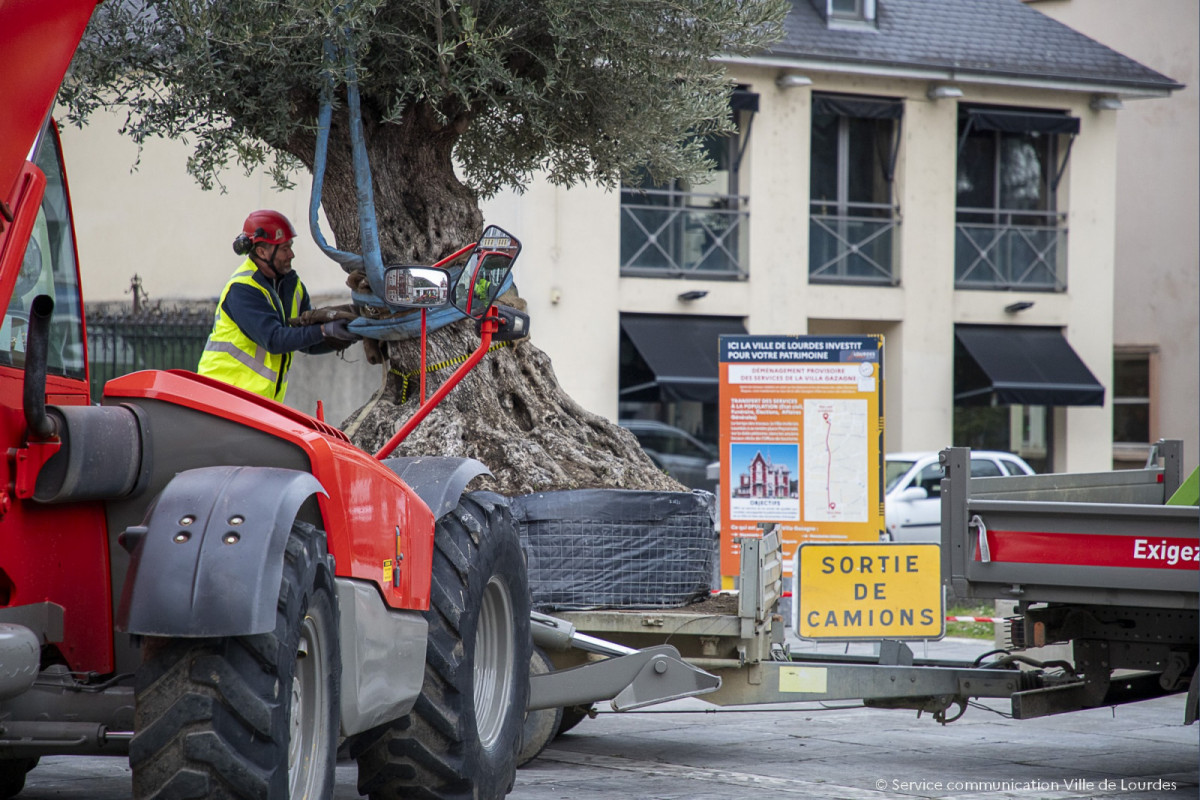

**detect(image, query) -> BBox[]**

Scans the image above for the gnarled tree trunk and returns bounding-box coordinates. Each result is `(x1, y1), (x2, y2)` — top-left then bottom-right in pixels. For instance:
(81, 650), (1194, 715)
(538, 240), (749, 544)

(340, 299), (684, 496)
(288, 101), (482, 266)
(290, 106), (676, 495)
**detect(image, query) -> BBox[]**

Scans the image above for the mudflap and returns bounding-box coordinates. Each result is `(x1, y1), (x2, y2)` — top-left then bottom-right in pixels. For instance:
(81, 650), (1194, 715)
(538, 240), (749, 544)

(116, 465), (326, 637)
(380, 456), (491, 519)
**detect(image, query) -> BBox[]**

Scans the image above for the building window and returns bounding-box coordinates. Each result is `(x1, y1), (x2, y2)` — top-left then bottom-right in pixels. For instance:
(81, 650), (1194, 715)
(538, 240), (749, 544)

(2, 121), (87, 381)
(955, 106), (1078, 291)
(953, 405), (1053, 474)
(1113, 349), (1156, 467)
(809, 93), (901, 285)
(825, 0), (877, 27)
(619, 314), (739, 489)
(620, 91), (756, 279)
(830, 0), (864, 17)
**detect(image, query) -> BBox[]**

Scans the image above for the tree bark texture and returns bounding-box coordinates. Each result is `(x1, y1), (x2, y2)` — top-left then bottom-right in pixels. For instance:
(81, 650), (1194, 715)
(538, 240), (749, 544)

(340, 299), (685, 496)
(287, 101), (481, 265)
(288, 105), (677, 496)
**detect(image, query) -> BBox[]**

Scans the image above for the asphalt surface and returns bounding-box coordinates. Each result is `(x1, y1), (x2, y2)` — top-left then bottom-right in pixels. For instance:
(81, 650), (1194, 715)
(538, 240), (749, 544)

(15, 638), (1199, 800)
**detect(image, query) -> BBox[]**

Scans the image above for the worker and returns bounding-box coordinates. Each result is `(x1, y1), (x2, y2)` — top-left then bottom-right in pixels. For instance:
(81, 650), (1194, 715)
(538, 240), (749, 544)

(197, 209), (359, 401)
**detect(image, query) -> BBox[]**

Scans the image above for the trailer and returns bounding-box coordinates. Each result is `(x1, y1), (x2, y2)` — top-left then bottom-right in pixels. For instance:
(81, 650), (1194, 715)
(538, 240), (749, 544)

(526, 527), (1027, 749)
(521, 442), (1197, 756)
(940, 440), (1198, 721)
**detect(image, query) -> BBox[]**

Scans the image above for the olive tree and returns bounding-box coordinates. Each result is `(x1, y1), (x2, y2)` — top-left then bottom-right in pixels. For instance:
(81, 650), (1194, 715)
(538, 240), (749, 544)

(61, 0), (786, 493)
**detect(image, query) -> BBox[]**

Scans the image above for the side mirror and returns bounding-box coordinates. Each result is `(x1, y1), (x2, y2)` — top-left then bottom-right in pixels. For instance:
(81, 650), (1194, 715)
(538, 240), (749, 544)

(452, 225), (521, 319)
(383, 266), (451, 308)
(895, 486), (929, 502)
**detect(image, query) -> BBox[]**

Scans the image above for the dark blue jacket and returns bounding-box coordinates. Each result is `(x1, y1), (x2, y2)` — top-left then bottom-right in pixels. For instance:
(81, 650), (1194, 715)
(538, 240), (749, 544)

(221, 268), (330, 355)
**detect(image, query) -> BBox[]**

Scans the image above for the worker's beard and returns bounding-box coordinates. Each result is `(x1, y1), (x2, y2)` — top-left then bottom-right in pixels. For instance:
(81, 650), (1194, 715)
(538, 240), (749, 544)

(269, 248), (293, 276)
(254, 249), (292, 279)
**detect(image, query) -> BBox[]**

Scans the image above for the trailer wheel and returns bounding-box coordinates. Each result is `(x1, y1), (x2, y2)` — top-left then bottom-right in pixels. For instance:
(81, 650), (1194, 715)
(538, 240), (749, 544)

(557, 703), (594, 736)
(130, 521), (339, 800)
(518, 647), (562, 766)
(354, 492), (531, 800)
(0, 757), (37, 798)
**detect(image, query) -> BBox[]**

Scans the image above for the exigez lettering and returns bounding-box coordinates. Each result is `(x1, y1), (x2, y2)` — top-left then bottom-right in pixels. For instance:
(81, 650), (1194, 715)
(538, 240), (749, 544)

(1133, 538), (1198, 566)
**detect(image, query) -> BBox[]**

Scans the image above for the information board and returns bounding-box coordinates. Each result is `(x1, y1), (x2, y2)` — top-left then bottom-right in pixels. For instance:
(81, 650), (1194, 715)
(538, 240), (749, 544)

(793, 543), (943, 640)
(718, 334), (884, 577)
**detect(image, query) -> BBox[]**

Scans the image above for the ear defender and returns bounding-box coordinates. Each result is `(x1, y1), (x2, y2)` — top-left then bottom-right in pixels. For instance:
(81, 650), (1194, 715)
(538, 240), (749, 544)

(233, 233), (253, 255)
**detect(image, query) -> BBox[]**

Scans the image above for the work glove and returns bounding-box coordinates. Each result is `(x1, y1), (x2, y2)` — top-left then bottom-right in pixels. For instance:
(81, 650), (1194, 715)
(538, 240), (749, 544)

(321, 319), (360, 351)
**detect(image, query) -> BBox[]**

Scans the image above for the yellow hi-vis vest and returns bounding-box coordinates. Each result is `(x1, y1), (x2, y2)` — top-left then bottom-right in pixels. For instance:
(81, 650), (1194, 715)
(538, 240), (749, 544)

(197, 261), (306, 401)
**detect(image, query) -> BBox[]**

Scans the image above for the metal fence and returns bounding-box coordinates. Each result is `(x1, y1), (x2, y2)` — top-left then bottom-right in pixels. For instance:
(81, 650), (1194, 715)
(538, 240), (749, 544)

(954, 209), (1067, 291)
(809, 202), (900, 285)
(86, 306), (213, 399)
(620, 187), (749, 278)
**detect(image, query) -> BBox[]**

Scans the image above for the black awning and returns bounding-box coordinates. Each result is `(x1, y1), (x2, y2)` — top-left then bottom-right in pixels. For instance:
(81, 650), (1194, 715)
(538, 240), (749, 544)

(954, 325), (1104, 407)
(731, 88), (760, 113)
(963, 108), (1080, 136)
(620, 314), (747, 403)
(812, 93), (903, 120)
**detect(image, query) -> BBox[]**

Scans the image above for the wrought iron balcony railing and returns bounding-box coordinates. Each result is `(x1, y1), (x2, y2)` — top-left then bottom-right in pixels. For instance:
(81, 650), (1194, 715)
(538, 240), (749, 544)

(808, 201), (899, 285)
(620, 187), (748, 278)
(955, 209), (1067, 291)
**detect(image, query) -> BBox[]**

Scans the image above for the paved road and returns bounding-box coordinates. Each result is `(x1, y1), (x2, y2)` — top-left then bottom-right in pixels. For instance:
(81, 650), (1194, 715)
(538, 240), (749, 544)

(16, 639), (1199, 799)
(510, 694), (1196, 800)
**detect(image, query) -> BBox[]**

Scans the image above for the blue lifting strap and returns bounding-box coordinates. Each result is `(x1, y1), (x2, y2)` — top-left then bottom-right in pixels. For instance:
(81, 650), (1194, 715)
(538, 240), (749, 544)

(309, 40), (363, 275)
(308, 36), (510, 341)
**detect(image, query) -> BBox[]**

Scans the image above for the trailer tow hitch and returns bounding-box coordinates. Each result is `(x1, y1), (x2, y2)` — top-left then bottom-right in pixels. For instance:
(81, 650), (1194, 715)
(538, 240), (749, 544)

(528, 612), (721, 712)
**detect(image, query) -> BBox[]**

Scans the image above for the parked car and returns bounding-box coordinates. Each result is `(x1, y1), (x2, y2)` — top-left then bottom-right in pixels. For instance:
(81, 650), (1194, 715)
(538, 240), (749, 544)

(619, 419), (718, 493)
(883, 450), (1035, 543)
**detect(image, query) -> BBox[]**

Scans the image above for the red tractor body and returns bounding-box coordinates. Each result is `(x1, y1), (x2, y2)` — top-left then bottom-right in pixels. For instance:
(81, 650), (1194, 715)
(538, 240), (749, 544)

(0, 4), (531, 798)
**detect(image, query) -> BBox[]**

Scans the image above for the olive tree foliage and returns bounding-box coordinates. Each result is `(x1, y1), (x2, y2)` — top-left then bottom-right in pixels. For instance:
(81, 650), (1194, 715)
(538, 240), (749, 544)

(60, 0), (787, 494)
(60, 0), (787, 264)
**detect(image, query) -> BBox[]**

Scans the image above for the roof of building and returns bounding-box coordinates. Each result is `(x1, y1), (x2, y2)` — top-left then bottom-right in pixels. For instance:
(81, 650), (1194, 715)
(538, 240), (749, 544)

(757, 0), (1182, 93)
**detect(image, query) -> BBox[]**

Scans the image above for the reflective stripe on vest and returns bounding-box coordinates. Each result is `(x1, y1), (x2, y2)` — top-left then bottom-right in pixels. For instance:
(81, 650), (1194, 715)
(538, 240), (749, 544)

(196, 262), (305, 401)
(201, 339), (277, 382)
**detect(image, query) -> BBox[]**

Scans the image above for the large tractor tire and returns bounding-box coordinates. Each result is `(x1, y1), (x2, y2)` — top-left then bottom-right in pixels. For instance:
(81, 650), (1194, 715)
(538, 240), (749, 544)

(353, 492), (531, 800)
(130, 521), (340, 799)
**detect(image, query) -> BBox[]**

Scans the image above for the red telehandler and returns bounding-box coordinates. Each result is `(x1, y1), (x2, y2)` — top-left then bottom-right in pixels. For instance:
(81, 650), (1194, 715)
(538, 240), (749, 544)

(0, 1), (532, 797)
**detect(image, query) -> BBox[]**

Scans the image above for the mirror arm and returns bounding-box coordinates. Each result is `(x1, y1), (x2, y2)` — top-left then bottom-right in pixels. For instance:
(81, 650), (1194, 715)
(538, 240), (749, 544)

(432, 242), (477, 269)
(420, 308), (428, 403)
(375, 310), (500, 459)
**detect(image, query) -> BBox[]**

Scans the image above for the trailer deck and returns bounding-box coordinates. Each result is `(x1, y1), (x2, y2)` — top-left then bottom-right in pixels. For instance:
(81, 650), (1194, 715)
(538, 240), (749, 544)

(529, 443), (1198, 732)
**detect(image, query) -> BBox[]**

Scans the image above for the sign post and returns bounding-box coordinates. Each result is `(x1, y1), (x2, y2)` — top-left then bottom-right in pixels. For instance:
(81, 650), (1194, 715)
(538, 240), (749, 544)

(717, 334), (885, 580)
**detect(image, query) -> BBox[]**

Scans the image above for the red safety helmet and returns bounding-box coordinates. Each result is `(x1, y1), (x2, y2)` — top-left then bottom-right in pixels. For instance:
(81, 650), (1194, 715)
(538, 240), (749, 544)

(242, 210), (297, 245)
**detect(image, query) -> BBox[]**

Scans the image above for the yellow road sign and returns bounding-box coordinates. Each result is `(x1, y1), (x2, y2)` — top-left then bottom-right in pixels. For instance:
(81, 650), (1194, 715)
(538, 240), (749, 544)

(794, 543), (943, 640)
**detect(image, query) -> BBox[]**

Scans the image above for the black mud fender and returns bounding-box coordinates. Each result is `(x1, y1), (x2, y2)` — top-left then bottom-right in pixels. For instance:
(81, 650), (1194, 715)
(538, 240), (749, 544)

(380, 456), (492, 520)
(117, 466), (326, 637)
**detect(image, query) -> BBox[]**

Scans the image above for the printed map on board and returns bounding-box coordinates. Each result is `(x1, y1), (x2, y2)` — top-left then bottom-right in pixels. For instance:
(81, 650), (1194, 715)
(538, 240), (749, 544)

(803, 398), (868, 522)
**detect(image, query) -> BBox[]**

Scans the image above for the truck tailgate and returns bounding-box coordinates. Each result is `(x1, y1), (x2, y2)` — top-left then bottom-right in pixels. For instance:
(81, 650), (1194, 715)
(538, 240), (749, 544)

(941, 446), (1199, 609)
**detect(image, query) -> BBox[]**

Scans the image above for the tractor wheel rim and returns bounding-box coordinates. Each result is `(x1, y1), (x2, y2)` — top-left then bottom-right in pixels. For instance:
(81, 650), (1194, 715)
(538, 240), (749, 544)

(474, 575), (515, 749)
(289, 612), (327, 797)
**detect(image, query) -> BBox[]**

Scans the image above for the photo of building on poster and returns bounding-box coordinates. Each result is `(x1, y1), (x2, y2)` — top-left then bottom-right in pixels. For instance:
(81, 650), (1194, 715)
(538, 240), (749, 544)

(729, 442), (800, 521)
